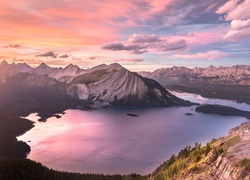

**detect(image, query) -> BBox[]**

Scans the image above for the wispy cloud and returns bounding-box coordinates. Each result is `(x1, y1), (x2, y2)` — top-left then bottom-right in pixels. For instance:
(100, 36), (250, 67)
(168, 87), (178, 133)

(163, 50), (227, 60)
(4, 44), (21, 48)
(101, 42), (147, 54)
(128, 34), (161, 43)
(115, 58), (143, 62)
(101, 34), (187, 54)
(36, 51), (57, 58)
(59, 54), (69, 58)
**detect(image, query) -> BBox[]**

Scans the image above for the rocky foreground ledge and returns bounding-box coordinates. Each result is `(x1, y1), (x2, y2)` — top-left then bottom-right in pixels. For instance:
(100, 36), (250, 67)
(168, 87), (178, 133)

(150, 122), (250, 180)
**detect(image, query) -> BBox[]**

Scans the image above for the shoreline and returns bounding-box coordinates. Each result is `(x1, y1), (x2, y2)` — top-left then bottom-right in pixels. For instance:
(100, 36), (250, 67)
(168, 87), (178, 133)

(16, 113), (249, 177)
(16, 106), (249, 176)
(166, 84), (250, 105)
(1, 90), (249, 178)
(3, 121), (249, 180)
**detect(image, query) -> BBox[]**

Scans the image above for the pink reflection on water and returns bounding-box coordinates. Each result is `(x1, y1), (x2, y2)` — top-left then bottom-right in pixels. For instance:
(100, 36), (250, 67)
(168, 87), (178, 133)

(17, 107), (247, 175)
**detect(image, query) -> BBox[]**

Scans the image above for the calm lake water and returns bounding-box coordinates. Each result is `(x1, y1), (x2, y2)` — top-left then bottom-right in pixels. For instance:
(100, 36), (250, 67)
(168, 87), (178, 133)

(18, 91), (249, 175)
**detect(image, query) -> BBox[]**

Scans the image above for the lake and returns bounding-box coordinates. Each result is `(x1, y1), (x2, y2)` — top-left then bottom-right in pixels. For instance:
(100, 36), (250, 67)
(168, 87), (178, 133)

(17, 91), (249, 175)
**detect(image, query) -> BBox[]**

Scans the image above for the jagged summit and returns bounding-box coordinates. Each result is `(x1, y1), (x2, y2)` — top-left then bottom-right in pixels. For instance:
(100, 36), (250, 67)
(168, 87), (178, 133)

(33, 62), (53, 75)
(0, 60), (8, 67)
(37, 62), (48, 67)
(49, 63), (83, 83)
(65, 63), (80, 69)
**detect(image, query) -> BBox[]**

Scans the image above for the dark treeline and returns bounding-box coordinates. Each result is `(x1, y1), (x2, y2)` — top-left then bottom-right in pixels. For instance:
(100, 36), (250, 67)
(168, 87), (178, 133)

(0, 158), (145, 180)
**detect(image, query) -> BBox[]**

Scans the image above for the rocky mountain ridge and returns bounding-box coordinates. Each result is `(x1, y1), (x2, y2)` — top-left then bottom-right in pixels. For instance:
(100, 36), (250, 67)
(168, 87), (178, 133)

(0, 60), (191, 108)
(140, 65), (250, 86)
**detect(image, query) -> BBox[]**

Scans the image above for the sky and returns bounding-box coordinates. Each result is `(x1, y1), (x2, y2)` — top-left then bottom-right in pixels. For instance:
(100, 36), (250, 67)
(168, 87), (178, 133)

(1, 0), (250, 71)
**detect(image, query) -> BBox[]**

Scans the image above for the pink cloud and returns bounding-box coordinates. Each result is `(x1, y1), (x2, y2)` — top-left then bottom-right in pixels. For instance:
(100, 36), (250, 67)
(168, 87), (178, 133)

(167, 28), (228, 48)
(223, 0), (250, 20)
(102, 34), (187, 54)
(115, 58), (143, 62)
(163, 51), (227, 60)
(216, 0), (239, 15)
(223, 27), (250, 40)
(231, 19), (250, 30)
(128, 34), (161, 43)
(217, 0), (250, 41)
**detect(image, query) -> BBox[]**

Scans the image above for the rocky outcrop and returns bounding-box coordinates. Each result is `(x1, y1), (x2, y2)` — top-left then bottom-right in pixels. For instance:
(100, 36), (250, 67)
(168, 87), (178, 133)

(209, 155), (249, 180)
(193, 122), (250, 180)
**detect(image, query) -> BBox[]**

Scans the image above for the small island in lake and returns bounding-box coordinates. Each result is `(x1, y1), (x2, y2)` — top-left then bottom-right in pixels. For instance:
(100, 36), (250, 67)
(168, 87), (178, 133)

(127, 113), (139, 117)
(185, 113), (194, 116)
(195, 104), (250, 119)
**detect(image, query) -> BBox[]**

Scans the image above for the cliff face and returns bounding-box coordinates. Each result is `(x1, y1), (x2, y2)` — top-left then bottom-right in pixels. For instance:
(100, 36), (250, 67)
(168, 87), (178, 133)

(150, 122), (250, 180)
(185, 122), (250, 180)
(212, 123), (250, 179)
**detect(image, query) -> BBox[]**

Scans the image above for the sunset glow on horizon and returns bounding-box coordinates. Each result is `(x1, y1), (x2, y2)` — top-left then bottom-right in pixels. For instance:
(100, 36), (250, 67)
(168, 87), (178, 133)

(1, 0), (250, 71)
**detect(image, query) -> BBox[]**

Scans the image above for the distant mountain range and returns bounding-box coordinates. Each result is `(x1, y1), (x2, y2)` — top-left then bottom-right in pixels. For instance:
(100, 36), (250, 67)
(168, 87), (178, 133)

(0, 60), (191, 108)
(140, 65), (250, 86)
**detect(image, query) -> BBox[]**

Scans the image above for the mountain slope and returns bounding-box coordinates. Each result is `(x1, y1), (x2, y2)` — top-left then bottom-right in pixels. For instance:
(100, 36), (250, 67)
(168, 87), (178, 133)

(49, 64), (85, 83)
(0, 61), (32, 83)
(68, 63), (190, 106)
(0, 61), (191, 107)
(33, 63), (54, 75)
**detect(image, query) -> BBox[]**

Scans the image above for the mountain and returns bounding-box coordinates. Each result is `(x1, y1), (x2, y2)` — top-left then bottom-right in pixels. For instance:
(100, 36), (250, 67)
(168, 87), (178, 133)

(0, 61), (32, 83)
(49, 64), (85, 83)
(0, 60), (192, 108)
(67, 63), (190, 106)
(33, 63), (54, 75)
(140, 65), (250, 86)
